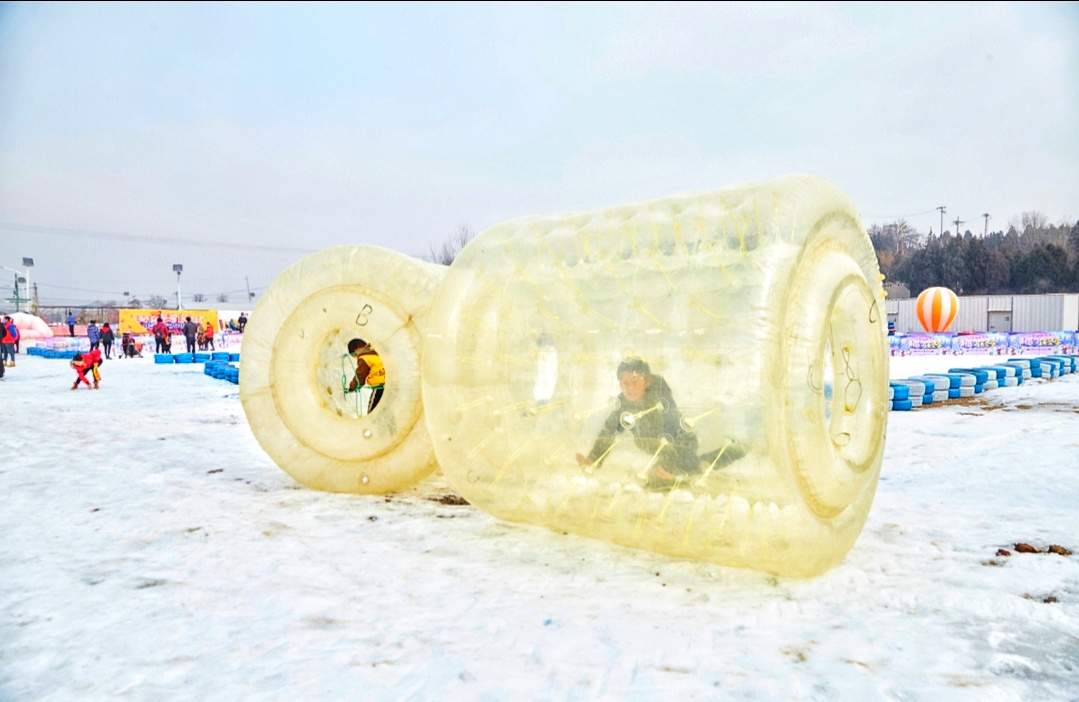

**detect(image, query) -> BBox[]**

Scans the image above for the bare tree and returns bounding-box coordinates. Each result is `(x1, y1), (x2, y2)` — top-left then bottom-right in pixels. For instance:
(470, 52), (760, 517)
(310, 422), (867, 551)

(1020, 211), (1048, 232)
(217, 293), (229, 303)
(146, 295), (169, 308)
(193, 293), (206, 303)
(894, 219), (920, 251)
(427, 225), (475, 266)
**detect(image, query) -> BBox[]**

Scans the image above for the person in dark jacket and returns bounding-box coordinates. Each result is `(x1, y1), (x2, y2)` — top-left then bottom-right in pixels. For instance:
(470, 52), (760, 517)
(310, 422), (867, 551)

(575, 357), (700, 488)
(99, 322), (115, 359)
(183, 317), (198, 354)
(67, 312), (77, 337)
(87, 321), (101, 351)
(238, 313), (248, 333)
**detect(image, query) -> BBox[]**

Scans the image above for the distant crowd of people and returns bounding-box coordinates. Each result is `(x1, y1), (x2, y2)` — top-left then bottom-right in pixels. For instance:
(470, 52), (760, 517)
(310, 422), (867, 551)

(0, 311), (249, 387)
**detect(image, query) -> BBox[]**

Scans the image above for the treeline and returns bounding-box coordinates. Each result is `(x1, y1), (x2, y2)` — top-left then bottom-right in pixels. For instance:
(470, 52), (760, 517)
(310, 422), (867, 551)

(870, 212), (1079, 296)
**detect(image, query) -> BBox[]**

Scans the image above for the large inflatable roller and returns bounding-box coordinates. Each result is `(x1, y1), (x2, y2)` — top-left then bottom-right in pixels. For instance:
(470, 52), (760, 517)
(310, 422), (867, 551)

(241, 245), (444, 493)
(422, 175), (889, 576)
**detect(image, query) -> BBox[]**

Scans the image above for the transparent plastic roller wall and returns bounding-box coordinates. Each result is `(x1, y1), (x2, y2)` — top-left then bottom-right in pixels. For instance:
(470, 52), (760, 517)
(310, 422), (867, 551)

(241, 246), (445, 494)
(422, 175), (890, 577)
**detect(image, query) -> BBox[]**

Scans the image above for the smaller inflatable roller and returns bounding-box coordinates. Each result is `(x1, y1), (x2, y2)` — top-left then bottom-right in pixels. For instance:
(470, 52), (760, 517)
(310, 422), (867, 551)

(241, 245), (445, 494)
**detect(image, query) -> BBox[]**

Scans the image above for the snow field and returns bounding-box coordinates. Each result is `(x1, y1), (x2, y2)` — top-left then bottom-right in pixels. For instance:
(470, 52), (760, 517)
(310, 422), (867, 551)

(1, 353), (1077, 700)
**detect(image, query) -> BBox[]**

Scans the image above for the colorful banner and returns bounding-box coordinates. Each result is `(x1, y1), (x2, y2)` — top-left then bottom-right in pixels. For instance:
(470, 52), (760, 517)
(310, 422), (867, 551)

(118, 309), (219, 335)
(952, 333), (1009, 354)
(901, 333), (955, 355)
(889, 331), (1077, 356)
(1007, 332), (1064, 354)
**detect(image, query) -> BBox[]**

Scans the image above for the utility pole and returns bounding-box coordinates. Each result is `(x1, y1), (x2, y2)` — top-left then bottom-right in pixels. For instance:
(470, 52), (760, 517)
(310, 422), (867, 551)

(953, 218), (965, 236)
(982, 213), (990, 237)
(32, 283), (39, 314)
(937, 206), (946, 238)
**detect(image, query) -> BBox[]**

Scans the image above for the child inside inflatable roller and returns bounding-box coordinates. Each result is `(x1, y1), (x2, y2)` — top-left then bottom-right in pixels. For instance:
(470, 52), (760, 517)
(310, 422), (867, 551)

(344, 337), (386, 415)
(575, 357), (745, 490)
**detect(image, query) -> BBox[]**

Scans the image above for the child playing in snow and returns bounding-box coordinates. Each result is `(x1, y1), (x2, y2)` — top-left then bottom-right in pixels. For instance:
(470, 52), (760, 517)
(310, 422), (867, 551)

(575, 357), (699, 488)
(71, 348), (103, 390)
(345, 338), (385, 415)
(575, 357), (745, 489)
(121, 332), (142, 358)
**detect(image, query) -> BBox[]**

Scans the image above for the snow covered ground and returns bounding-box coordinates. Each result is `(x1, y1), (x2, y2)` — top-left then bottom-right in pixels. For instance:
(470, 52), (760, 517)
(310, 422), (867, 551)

(2, 353), (1077, 700)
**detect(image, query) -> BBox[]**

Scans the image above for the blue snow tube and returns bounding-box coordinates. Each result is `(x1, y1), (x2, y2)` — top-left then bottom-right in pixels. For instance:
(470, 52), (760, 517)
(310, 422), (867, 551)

(924, 373), (963, 389)
(892, 399), (914, 411)
(1049, 355), (1076, 373)
(154, 354), (174, 364)
(950, 368), (990, 385)
(948, 388), (961, 399)
(229, 353), (240, 362)
(889, 383), (910, 401)
(908, 375), (939, 392)
(1002, 363), (1026, 384)
(1039, 357), (1063, 377)
(949, 371), (982, 393)
(907, 376), (937, 404)
(174, 353), (194, 364)
(211, 352), (231, 362)
(1043, 356), (1069, 374)
(193, 352), (211, 363)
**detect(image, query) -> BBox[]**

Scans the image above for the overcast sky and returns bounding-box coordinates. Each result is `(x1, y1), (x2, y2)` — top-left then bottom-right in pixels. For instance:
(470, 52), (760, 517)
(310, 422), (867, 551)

(1, 2), (1076, 306)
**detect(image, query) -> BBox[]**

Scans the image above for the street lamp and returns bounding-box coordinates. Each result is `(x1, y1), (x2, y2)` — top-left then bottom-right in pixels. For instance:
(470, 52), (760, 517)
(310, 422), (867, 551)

(173, 264), (183, 310)
(22, 258), (34, 312)
(1, 266), (28, 312)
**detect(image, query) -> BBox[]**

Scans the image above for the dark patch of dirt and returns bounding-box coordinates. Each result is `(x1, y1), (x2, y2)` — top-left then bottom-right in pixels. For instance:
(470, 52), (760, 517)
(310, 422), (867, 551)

(1047, 544), (1072, 556)
(1014, 543), (1040, 553)
(429, 494), (469, 506)
(1022, 593), (1060, 604)
(134, 578), (168, 590)
(995, 549), (1011, 557)
(207, 468), (224, 474)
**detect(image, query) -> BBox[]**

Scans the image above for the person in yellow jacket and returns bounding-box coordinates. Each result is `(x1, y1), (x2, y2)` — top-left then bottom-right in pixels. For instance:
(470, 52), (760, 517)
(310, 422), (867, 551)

(346, 338), (386, 414)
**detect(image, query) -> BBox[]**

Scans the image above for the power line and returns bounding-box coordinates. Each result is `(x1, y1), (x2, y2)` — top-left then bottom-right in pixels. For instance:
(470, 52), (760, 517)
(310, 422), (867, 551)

(862, 207), (939, 220)
(0, 220), (315, 255)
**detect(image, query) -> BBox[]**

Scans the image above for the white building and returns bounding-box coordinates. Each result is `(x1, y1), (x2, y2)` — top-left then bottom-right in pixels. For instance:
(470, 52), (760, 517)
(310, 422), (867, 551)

(886, 293), (1079, 333)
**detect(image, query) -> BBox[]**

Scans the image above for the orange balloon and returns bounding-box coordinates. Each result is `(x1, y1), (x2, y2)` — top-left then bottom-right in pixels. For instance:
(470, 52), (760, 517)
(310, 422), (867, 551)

(916, 287), (958, 332)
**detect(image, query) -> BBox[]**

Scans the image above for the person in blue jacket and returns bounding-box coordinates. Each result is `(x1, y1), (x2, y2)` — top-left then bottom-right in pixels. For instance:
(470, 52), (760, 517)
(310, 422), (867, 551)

(67, 312), (77, 337)
(87, 321), (101, 351)
(1, 316), (17, 367)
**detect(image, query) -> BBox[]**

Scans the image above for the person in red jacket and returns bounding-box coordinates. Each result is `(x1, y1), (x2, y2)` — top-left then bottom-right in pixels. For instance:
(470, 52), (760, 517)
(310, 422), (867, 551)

(202, 322), (215, 351)
(151, 317), (169, 354)
(71, 348), (103, 389)
(1, 316), (16, 368)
